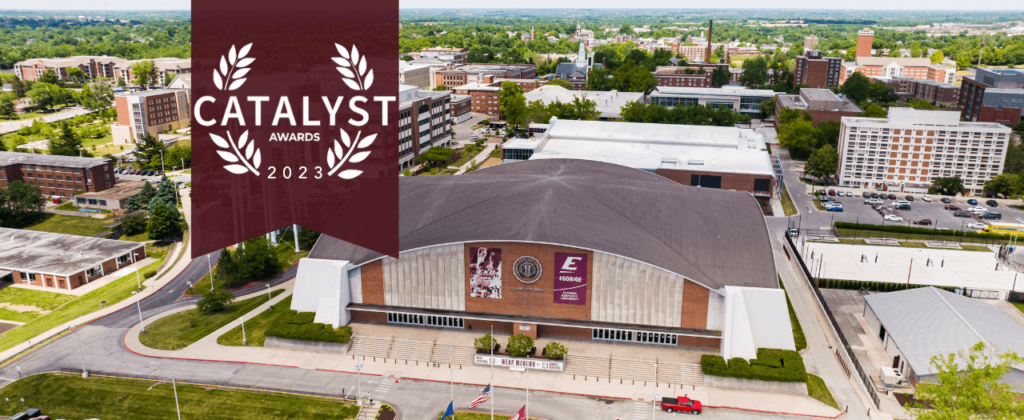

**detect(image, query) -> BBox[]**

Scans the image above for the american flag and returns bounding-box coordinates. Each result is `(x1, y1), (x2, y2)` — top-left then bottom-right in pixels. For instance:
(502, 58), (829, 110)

(468, 384), (492, 408)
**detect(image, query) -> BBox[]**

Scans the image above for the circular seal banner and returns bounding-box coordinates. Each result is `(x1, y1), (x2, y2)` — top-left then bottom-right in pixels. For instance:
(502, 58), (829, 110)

(513, 256), (543, 284)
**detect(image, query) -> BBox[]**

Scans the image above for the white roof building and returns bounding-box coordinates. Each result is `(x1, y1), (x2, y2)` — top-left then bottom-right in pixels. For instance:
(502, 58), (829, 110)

(523, 85), (643, 120)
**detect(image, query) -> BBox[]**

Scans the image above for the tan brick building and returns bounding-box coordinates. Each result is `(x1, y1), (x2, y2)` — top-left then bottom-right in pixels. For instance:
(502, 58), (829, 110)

(838, 108), (1012, 195)
(794, 50), (842, 88)
(841, 57), (955, 84)
(856, 29), (874, 58)
(0, 228), (146, 291)
(14, 55), (126, 81)
(293, 159), (793, 358)
(112, 89), (191, 144)
(0, 151), (117, 198)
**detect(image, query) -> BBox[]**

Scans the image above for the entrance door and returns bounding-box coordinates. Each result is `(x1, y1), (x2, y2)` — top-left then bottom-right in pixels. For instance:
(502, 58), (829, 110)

(892, 355), (901, 369)
(878, 324), (886, 342)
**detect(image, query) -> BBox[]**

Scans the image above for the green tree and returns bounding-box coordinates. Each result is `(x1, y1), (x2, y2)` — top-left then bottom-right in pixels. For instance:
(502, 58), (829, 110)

(28, 83), (57, 111)
(930, 50), (945, 64)
(82, 82), (114, 111)
(432, 85), (448, 91)
(146, 203), (182, 240)
(618, 24), (634, 36)
(297, 227), (321, 250)
(909, 99), (937, 110)
(778, 118), (817, 159)
(711, 66), (731, 88)
(544, 341), (567, 360)
(135, 132), (167, 170)
(400, 55), (414, 62)
(117, 77), (127, 89)
(214, 248), (241, 286)
(814, 120), (841, 148)
(236, 236), (278, 281)
(544, 78), (574, 89)
(474, 333), (497, 352)
(759, 98), (776, 120)
(928, 177), (967, 196)
(739, 56), (769, 88)
(956, 53), (973, 70)
(498, 81), (527, 130)
(137, 181), (156, 209)
(859, 103), (888, 118)
(413, 147), (456, 168)
(547, 96), (600, 121)
(167, 143), (192, 170)
(0, 97), (15, 121)
(131, 60), (157, 89)
(38, 68), (61, 85)
(120, 212), (148, 236)
(197, 288), (234, 314)
(48, 121), (89, 157)
(805, 145), (838, 185)
(913, 342), (1024, 420)
(0, 180), (45, 228)
(841, 72), (871, 104)
(982, 174), (1019, 199)
(506, 333), (534, 357)
(67, 67), (87, 83)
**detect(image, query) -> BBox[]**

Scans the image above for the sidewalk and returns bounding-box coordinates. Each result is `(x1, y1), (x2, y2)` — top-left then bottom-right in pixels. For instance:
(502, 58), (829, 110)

(122, 286), (843, 419)
(0, 189), (195, 364)
(456, 144), (496, 175)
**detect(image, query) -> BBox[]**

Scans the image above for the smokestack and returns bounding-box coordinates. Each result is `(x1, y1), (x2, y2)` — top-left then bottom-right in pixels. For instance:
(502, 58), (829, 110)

(706, 20), (714, 64)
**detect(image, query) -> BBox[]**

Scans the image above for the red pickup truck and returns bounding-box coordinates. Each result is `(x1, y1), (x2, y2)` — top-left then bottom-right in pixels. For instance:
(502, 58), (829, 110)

(661, 396), (702, 414)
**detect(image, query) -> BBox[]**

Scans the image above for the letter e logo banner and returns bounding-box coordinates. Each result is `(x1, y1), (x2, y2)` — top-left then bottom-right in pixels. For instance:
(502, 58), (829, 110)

(192, 1), (399, 258)
(553, 253), (588, 305)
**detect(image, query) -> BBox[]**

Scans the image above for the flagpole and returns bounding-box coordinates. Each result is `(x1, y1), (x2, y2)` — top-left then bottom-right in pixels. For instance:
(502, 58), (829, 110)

(493, 325), (497, 420)
(450, 349), (455, 420)
(526, 364), (530, 420)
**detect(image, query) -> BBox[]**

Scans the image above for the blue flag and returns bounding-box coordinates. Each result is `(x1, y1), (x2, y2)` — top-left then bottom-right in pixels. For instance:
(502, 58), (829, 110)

(443, 401), (455, 419)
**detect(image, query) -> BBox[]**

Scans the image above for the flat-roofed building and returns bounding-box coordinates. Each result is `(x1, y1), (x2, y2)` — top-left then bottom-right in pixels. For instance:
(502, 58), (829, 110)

(775, 88), (862, 126)
(958, 68), (1024, 125)
(650, 86), (778, 117)
(414, 47), (469, 64)
(527, 118), (778, 205)
(838, 108), (1012, 195)
(112, 88), (191, 144)
(453, 82), (502, 119)
(794, 50), (842, 88)
(523, 85), (643, 120)
(114, 58), (192, 86)
(450, 94), (472, 124)
(398, 84), (453, 170)
(13, 55), (126, 81)
(0, 228), (146, 291)
(399, 61), (431, 89)
(841, 57), (955, 84)
(74, 180), (145, 211)
(0, 151), (117, 197)
(435, 63), (536, 91)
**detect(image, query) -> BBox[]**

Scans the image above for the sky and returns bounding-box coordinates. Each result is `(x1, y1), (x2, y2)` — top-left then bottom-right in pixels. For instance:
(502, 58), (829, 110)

(2, 0), (1017, 11)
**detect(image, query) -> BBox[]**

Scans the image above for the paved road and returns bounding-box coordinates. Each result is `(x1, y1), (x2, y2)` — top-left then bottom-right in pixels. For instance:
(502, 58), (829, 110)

(0, 106), (93, 135)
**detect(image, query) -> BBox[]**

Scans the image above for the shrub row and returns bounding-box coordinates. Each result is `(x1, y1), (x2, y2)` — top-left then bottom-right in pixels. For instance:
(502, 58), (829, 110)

(701, 348), (807, 383)
(818, 278), (957, 293)
(265, 310), (352, 344)
(836, 222), (1005, 240)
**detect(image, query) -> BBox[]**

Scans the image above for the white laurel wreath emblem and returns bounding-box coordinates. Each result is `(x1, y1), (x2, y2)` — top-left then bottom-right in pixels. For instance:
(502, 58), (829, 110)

(214, 43), (254, 91)
(332, 44), (374, 91)
(325, 129), (376, 180)
(210, 131), (262, 176)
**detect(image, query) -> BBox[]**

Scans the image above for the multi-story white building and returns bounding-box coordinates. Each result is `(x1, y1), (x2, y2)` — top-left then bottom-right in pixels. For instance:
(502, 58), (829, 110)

(397, 84), (453, 170)
(838, 108), (1012, 196)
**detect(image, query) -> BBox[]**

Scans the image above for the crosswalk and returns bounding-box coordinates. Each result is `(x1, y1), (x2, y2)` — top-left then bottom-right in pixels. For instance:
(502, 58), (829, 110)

(632, 400), (649, 420)
(354, 376), (396, 420)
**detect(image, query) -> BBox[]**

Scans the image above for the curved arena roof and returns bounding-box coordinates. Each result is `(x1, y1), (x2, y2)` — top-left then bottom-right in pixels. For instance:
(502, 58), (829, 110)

(310, 158), (777, 290)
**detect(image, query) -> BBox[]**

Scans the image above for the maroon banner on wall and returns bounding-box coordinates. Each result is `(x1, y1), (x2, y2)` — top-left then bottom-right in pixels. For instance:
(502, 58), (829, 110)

(190, 0), (399, 258)
(469, 247), (502, 299)
(553, 252), (587, 305)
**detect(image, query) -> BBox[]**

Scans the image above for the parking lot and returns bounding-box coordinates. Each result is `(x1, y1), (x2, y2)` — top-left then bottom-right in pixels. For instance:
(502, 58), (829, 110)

(807, 189), (1023, 231)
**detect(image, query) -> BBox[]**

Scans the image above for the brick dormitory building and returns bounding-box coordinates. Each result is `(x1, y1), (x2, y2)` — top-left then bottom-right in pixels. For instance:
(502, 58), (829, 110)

(0, 228), (146, 291)
(0, 152), (117, 198)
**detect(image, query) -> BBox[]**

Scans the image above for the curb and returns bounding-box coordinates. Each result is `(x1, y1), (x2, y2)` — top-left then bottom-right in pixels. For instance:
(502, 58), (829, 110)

(704, 404), (845, 419)
(121, 331), (300, 369)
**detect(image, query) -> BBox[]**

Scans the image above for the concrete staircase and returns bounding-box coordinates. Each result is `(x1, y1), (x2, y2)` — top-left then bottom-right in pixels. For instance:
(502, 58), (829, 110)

(388, 339), (433, 363)
(610, 358), (657, 384)
(349, 336), (391, 360)
(564, 354), (610, 379)
(656, 363), (705, 386)
(431, 344), (476, 366)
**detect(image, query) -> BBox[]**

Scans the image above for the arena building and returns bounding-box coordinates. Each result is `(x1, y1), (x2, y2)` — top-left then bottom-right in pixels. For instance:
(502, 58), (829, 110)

(291, 159), (794, 358)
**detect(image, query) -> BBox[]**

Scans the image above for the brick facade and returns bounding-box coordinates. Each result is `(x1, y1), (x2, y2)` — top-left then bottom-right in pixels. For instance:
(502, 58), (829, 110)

(10, 246), (146, 291)
(0, 154), (116, 198)
(655, 168), (774, 197)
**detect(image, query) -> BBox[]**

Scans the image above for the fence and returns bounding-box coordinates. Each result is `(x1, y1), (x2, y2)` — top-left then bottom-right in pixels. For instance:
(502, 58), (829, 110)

(56, 368), (354, 402)
(785, 234), (882, 410)
(836, 226), (1008, 247)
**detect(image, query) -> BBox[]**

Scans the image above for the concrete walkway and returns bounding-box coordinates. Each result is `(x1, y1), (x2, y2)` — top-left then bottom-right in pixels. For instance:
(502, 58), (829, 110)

(0, 107), (93, 135)
(42, 208), (106, 219)
(455, 144), (496, 175)
(0, 188), (194, 363)
(122, 286), (842, 419)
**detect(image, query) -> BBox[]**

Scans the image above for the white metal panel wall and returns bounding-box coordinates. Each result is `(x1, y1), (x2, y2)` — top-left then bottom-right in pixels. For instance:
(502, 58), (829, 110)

(590, 251), (685, 328)
(706, 290), (725, 331)
(381, 244), (465, 311)
(348, 266), (362, 304)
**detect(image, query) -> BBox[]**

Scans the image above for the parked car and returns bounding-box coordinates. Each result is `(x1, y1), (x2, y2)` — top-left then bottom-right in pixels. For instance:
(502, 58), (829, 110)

(981, 212), (1002, 220)
(921, 195), (932, 202)
(862, 192), (871, 198)
(828, 189), (836, 196)
(944, 205), (961, 211)
(819, 197), (835, 203)
(888, 193), (897, 199)
(905, 195), (915, 201)
(967, 199), (979, 205)
(864, 199), (883, 205)
(827, 205), (844, 212)
(662, 397), (702, 414)
(940, 197), (952, 203)
(986, 200), (998, 207)
(884, 214), (904, 222)
(968, 206), (988, 214)
(870, 192), (879, 198)
(966, 222), (988, 229)
(953, 211), (972, 218)
(913, 219), (932, 226)
(787, 228), (800, 237)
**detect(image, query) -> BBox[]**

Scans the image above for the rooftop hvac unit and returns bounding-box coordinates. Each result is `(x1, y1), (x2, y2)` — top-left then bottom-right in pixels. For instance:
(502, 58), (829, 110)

(878, 366), (904, 387)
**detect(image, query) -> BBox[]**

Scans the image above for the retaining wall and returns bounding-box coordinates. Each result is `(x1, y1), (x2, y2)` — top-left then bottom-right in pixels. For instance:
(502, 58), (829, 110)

(264, 336), (349, 354)
(703, 375), (808, 396)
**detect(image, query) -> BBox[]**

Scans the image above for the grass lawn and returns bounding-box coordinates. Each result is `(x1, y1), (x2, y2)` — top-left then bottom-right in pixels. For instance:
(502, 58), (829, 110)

(1013, 302), (1024, 315)
(81, 133), (113, 149)
(836, 228), (1001, 246)
(0, 373), (359, 420)
(122, 231), (151, 243)
(218, 296), (293, 347)
(438, 412), (537, 420)
(145, 241), (175, 260)
(53, 202), (112, 214)
(23, 213), (109, 237)
(778, 277), (807, 351)
(452, 144), (485, 167)
(93, 141), (128, 157)
(139, 290), (284, 350)
(0, 259), (162, 353)
(184, 243), (308, 295)
(490, 145), (502, 159)
(806, 374), (839, 410)
(0, 287), (77, 323)
(781, 184), (798, 216)
(835, 238), (992, 252)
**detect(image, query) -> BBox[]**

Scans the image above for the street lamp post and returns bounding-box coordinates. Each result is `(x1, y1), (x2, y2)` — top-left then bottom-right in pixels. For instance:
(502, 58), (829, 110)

(207, 254), (215, 292)
(242, 319), (247, 346)
(355, 338), (363, 405)
(75, 317), (88, 378)
(159, 150), (165, 173)
(130, 291), (145, 333)
(181, 158), (186, 170)
(147, 377), (182, 420)
(134, 252), (142, 290)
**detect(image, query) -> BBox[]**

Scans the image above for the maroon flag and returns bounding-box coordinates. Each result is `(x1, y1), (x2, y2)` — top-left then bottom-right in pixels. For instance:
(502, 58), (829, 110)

(191, 0), (399, 257)
(508, 405), (527, 420)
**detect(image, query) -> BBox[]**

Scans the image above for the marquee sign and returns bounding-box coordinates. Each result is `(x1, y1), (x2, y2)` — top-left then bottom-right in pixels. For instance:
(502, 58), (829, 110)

(473, 354), (565, 372)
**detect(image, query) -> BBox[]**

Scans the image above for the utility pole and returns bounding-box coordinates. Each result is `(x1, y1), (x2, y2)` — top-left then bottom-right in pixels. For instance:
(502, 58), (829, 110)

(906, 258), (914, 289)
